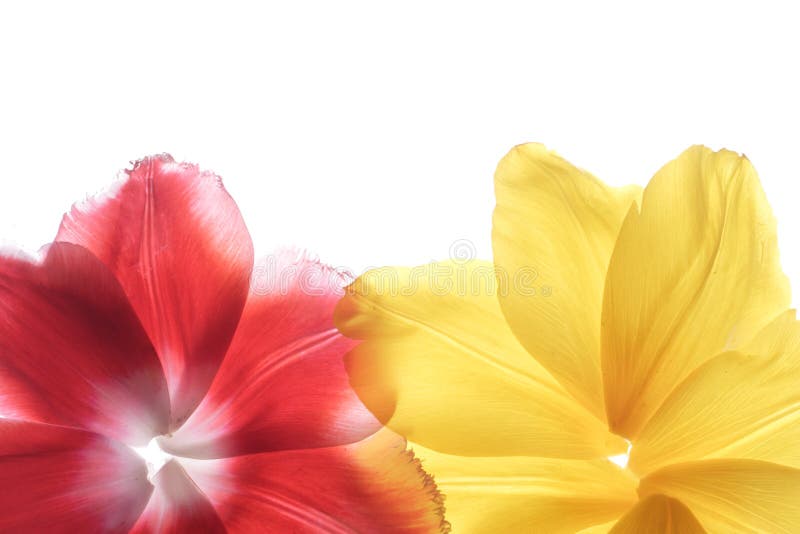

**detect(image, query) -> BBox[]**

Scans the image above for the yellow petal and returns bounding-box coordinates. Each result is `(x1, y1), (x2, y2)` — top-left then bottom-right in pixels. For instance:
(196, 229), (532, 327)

(601, 146), (790, 438)
(413, 443), (638, 534)
(640, 459), (800, 532)
(493, 143), (641, 420)
(576, 520), (619, 534)
(631, 311), (800, 474)
(741, 307), (800, 359)
(335, 260), (626, 458)
(608, 495), (706, 534)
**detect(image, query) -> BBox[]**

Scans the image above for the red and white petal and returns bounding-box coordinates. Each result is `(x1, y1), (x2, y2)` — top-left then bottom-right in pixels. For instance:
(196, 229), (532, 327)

(0, 419), (152, 532)
(161, 252), (379, 459)
(183, 430), (449, 533)
(131, 460), (225, 533)
(0, 243), (169, 444)
(57, 154), (254, 428)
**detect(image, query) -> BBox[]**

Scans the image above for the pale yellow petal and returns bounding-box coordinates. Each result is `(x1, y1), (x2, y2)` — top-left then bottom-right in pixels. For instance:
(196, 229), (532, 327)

(413, 443), (637, 534)
(493, 143), (641, 420)
(335, 260), (626, 458)
(741, 307), (800, 358)
(631, 312), (800, 474)
(640, 459), (800, 533)
(608, 495), (706, 534)
(602, 146), (790, 438)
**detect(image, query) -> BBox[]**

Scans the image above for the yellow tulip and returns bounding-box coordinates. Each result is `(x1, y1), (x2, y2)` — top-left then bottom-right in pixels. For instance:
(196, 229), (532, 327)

(336, 144), (800, 532)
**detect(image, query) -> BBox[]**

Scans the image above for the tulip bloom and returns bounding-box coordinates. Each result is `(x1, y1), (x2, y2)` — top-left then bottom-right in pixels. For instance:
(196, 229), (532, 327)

(336, 145), (800, 532)
(0, 155), (447, 532)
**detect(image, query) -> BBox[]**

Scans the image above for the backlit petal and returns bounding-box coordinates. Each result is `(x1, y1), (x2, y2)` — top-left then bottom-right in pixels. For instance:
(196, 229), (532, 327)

(576, 520), (620, 534)
(602, 146), (790, 438)
(130, 460), (225, 533)
(631, 312), (800, 474)
(161, 252), (378, 459)
(0, 243), (169, 444)
(183, 430), (449, 533)
(640, 459), (800, 532)
(335, 259), (626, 458)
(57, 154), (254, 428)
(608, 495), (706, 534)
(412, 443), (637, 533)
(0, 419), (152, 532)
(493, 143), (641, 420)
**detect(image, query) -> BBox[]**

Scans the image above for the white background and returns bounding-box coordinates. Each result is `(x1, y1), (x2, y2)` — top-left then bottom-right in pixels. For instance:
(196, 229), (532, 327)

(1, 2), (798, 295)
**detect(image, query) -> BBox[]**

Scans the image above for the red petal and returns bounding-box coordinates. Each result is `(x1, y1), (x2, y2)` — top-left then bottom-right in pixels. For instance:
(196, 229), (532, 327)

(184, 430), (449, 533)
(161, 251), (380, 458)
(57, 155), (254, 428)
(130, 460), (225, 533)
(0, 419), (152, 532)
(0, 243), (169, 444)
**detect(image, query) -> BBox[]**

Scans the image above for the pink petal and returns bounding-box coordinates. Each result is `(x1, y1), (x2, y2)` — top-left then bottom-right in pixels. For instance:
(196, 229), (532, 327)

(184, 430), (449, 533)
(130, 460), (225, 533)
(0, 242), (169, 444)
(0, 419), (152, 532)
(57, 154), (254, 429)
(161, 251), (380, 458)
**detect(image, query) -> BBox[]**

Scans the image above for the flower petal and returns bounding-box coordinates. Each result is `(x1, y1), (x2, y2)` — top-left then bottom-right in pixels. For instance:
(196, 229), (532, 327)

(640, 459), (800, 532)
(576, 520), (621, 534)
(492, 143), (641, 420)
(0, 242), (169, 444)
(412, 442), (638, 533)
(182, 430), (449, 533)
(0, 419), (152, 532)
(335, 259), (626, 458)
(57, 154), (254, 428)
(601, 146), (790, 438)
(630, 311), (800, 475)
(160, 252), (378, 458)
(130, 460), (225, 533)
(608, 495), (706, 533)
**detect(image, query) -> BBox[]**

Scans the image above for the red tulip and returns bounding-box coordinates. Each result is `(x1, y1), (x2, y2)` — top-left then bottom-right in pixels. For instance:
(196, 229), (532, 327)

(0, 155), (447, 533)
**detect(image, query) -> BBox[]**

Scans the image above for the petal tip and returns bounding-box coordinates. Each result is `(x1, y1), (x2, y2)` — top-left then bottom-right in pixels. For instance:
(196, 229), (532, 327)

(404, 446), (452, 533)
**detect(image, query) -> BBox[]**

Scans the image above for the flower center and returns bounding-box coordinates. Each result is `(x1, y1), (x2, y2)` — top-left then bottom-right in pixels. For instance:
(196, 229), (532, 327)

(607, 439), (632, 469)
(131, 437), (173, 480)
